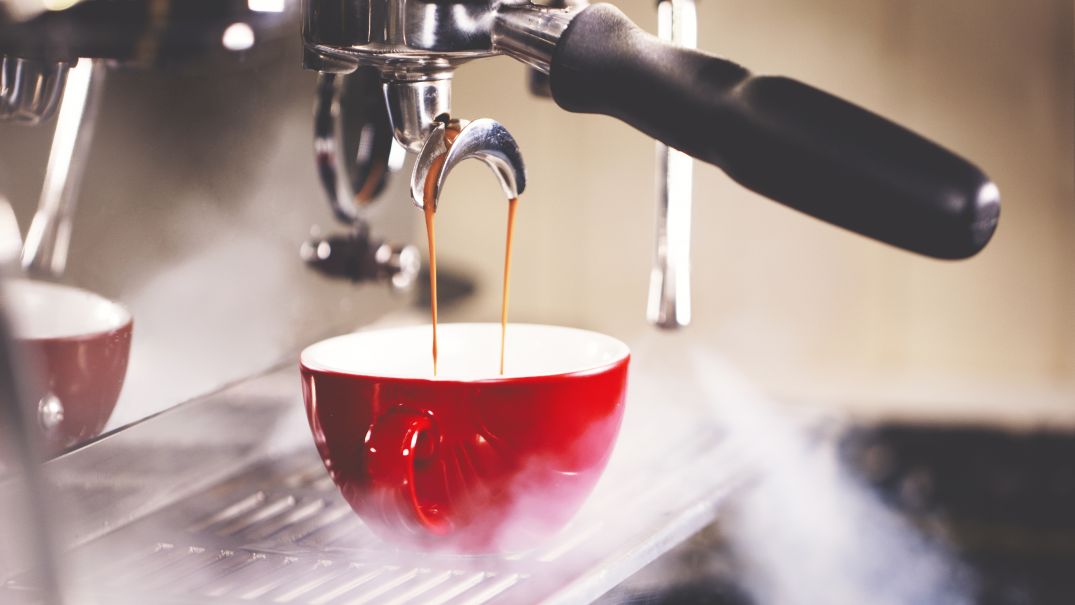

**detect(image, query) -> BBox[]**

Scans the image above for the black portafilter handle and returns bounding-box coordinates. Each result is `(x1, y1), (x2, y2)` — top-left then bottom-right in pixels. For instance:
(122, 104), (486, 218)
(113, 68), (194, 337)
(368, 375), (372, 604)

(548, 4), (999, 259)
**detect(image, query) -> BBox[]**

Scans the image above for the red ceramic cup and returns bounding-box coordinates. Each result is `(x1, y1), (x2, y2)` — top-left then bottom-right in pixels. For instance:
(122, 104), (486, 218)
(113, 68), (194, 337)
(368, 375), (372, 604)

(6, 279), (133, 456)
(300, 323), (629, 552)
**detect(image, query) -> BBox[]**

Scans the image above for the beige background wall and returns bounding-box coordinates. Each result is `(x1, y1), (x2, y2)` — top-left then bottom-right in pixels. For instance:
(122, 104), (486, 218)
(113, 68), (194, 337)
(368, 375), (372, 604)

(431, 0), (1074, 419)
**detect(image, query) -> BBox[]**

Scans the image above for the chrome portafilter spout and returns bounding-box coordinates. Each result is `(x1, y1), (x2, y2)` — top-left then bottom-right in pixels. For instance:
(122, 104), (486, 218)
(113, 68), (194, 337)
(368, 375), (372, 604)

(410, 118), (527, 211)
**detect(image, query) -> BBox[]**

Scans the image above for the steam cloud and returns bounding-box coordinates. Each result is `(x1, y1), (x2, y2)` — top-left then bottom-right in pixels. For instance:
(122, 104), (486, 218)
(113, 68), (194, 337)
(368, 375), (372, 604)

(640, 335), (973, 605)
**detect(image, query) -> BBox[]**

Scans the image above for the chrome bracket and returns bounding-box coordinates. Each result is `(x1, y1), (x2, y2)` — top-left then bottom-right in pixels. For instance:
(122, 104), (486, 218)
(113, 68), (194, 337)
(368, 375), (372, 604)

(647, 0), (696, 329)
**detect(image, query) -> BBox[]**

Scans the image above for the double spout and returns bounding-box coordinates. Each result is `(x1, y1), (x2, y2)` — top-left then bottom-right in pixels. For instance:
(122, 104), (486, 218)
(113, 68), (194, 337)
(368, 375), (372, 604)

(411, 119), (526, 212)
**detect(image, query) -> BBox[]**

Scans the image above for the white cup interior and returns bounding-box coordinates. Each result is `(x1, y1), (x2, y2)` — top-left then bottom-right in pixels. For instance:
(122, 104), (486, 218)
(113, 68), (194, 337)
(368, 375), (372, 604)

(5, 279), (132, 340)
(302, 323), (629, 380)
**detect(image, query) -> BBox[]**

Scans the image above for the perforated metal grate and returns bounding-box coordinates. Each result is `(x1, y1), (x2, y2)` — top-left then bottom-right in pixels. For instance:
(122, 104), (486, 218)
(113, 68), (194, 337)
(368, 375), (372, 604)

(27, 414), (747, 605)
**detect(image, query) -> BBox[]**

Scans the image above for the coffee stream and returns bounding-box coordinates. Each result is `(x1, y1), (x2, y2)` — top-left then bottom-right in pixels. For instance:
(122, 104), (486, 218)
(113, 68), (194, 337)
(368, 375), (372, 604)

(500, 197), (519, 375)
(423, 125), (518, 376)
(421, 126), (456, 376)
(423, 200), (440, 375)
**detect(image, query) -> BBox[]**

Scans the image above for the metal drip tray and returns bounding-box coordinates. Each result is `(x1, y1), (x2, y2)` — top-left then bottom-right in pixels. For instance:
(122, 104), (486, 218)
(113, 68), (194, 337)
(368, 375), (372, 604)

(3, 365), (751, 604)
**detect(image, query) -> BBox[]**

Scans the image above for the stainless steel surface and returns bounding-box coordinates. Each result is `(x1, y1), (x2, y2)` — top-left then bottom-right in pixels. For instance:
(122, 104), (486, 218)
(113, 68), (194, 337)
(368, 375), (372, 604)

(303, 0), (579, 156)
(383, 76), (453, 153)
(310, 68), (415, 290)
(410, 119), (526, 211)
(0, 56), (68, 125)
(646, 0), (695, 330)
(302, 0), (514, 69)
(313, 73), (360, 224)
(20, 58), (105, 278)
(0, 366), (309, 581)
(302, 0), (579, 71)
(0, 359), (751, 604)
(491, 4), (576, 74)
(515, 0), (586, 91)
(313, 70), (402, 224)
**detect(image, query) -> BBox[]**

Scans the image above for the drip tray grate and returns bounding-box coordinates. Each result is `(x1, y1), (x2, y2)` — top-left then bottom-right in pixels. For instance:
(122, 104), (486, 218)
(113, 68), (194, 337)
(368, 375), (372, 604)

(17, 407), (750, 604)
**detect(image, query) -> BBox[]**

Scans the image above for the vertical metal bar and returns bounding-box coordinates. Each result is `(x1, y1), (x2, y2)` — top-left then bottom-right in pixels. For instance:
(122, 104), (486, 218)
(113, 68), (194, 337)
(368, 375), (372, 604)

(21, 58), (106, 278)
(647, 0), (696, 329)
(0, 201), (65, 604)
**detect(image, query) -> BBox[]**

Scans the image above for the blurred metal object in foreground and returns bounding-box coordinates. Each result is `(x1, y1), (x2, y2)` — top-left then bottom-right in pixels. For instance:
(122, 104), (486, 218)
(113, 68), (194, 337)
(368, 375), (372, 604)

(0, 198), (65, 604)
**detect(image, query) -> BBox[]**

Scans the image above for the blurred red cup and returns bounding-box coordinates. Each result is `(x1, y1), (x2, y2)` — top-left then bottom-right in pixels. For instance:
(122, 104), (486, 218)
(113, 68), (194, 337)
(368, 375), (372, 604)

(300, 323), (629, 552)
(6, 279), (132, 456)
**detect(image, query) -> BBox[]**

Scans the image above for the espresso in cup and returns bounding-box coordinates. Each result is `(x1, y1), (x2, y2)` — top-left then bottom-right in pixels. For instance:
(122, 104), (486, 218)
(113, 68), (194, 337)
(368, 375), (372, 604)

(300, 323), (629, 552)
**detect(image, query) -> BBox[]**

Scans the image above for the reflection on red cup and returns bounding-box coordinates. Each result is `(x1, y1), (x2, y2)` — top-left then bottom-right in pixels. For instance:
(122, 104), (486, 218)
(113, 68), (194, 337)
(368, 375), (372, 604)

(6, 279), (132, 456)
(300, 323), (629, 552)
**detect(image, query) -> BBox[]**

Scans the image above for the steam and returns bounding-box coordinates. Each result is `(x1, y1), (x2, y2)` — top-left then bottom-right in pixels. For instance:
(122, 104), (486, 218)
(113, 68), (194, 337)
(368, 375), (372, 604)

(642, 335), (973, 605)
(112, 228), (293, 428)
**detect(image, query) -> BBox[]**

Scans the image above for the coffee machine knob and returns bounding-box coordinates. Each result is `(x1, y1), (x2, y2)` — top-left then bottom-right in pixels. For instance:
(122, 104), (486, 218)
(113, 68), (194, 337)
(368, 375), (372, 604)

(374, 242), (420, 292)
(301, 228), (420, 293)
(37, 393), (64, 432)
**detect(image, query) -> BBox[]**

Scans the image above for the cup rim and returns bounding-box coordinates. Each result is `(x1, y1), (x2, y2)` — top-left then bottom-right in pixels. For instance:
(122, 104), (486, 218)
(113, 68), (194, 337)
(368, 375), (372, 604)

(300, 322), (630, 384)
(6, 278), (133, 343)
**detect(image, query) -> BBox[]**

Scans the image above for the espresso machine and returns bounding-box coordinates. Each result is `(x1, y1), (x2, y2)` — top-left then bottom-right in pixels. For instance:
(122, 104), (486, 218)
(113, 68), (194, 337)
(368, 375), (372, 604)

(300, 0), (999, 323)
(0, 0), (1000, 603)
(0, 0), (1000, 318)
